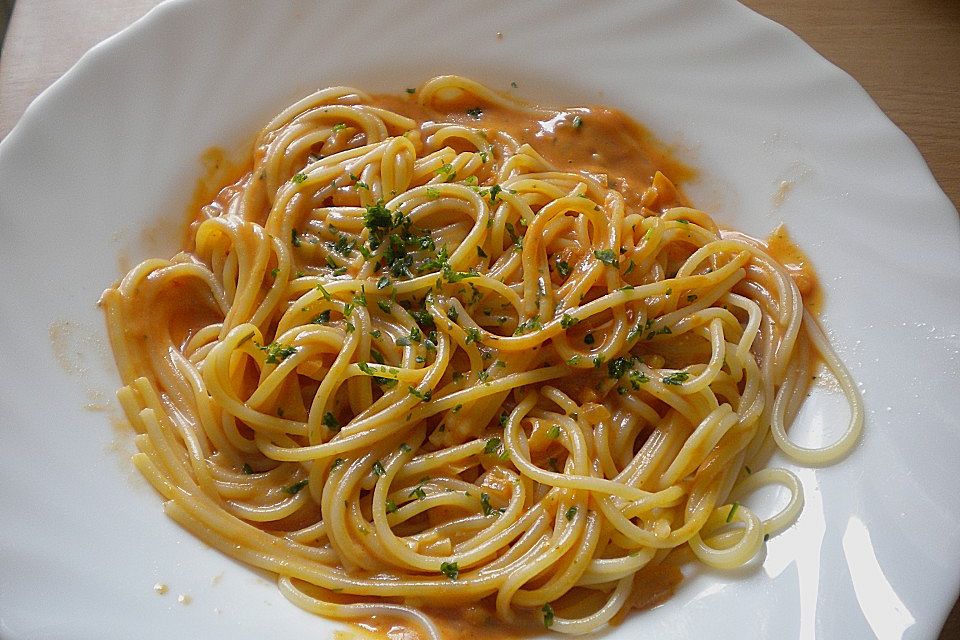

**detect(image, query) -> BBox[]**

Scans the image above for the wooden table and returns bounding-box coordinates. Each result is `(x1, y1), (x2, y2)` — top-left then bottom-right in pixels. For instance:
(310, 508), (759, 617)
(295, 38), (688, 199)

(1, 2), (957, 638)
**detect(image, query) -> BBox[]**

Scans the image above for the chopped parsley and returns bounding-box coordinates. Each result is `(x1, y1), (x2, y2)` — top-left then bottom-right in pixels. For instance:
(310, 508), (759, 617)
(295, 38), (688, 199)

(629, 370), (650, 389)
(593, 249), (617, 266)
(363, 202), (395, 233)
(291, 229), (302, 247)
(312, 310), (331, 324)
(372, 461), (386, 477)
(409, 480), (427, 500)
(322, 411), (341, 432)
(572, 115), (583, 129)
(258, 341), (297, 364)
(514, 315), (542, 336)
(542, 603), (555, 628)
(480, 492), (503, 516)
(607, 356), (633, 380)
(440, 561), (459, 580)
(466, 107), (483, 119)
(565, 506), (578, 521)
(333, 235), (356, 257)
(646, 326), (673, 340)
(726, 502), (740, 523)
(662, 371), (690, 385)
(283, 479), (309, 495)
(408, 386), (432, 402)
(556, 259), (571, 277)
(291, 173), (308, 184)
(560, 314), (578, 329)
(436, 163), (455, 178)
(547, 425), (561, 439)
(241, 463), (254, 475)
(504, 222), (522, 251)
(410, 309), (435, 329)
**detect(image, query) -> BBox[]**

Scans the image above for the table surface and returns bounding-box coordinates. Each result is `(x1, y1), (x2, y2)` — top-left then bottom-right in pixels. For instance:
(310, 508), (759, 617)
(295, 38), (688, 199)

(1, 1), (957, 638)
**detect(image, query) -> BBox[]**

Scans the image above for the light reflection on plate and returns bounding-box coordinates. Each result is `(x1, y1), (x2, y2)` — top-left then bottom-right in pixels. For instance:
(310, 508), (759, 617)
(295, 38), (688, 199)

(0, 1), (958, 639)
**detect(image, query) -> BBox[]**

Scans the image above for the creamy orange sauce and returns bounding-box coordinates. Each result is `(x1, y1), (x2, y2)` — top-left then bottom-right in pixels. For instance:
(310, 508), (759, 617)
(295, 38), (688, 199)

(357, 604), (534, 640)
(369, 92), (695, 211)
(765, 225), (823, 315)
(183, 146), (250, 245)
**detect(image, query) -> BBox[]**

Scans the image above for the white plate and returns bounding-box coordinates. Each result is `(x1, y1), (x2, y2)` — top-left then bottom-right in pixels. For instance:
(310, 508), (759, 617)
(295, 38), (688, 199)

(1, 1), (958, 638)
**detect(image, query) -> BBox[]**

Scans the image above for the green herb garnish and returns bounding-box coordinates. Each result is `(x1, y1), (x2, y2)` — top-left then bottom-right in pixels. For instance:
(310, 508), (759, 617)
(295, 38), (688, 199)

(593, 249), (617, 266)
(662, 371), (690, 385)
(408, 386), (432, 402)
(440, 561), (459, 580)
(607, 356), (633, 380)
(726, 502), (740, 523)
(322, 411), (341, 432)
(283, 479), (308, 494)
(542, 603), (555, 628)
(258, 341), (297, 364)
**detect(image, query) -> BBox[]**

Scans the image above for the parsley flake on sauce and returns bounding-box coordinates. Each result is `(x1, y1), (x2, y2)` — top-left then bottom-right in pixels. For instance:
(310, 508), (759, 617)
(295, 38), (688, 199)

(542, 603), (555, 628)
(322, 411), (340, 432)
(662, 371), (690, 385)
(440, 561), (459, 580)
(593, 248), (618, 266)
(283, 479), (309, 495)
(258, 341), (297, 364)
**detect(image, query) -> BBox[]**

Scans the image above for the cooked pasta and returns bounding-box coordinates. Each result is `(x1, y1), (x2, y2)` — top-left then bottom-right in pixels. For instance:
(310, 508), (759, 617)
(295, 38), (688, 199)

(100, 75), (862, 637)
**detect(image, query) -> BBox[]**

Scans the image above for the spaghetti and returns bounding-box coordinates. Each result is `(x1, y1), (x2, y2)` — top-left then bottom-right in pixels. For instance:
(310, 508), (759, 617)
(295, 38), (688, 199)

(101, 75), (862, 637)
